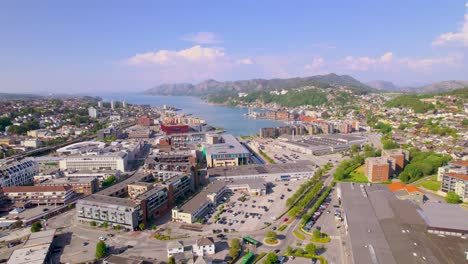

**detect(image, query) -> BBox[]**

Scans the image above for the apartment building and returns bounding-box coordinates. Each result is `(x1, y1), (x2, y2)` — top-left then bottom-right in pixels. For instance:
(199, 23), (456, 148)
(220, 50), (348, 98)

(2, 185), (75, 205)
(204, 134), (250, 168)
(365, 157), (391, 182)
(0, 159), (39, 187)
(382, 149), (410, 173)
(59, 152), (127, 172)
(76, 194), (141, 230)
(439, 161), (468, 202)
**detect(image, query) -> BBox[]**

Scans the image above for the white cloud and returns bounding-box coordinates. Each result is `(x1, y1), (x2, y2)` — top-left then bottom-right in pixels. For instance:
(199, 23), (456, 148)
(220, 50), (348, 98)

(304, 57), (325, 71)
(126, 45), (225, 66)
(236, 58), (254, 65)
(339, 52), (393, 71)
(432, 2), (468, 46)
(338, 52), (461, 71)
(181, 32), (222, 44)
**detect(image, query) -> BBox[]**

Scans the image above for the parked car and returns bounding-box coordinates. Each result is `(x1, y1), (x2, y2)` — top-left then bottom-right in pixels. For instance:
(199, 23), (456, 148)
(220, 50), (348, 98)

(99, 236), (107, 241)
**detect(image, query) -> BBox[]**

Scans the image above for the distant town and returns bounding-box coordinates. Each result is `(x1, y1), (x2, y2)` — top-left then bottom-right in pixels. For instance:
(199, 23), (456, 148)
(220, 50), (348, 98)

(0, 87), (467, 264)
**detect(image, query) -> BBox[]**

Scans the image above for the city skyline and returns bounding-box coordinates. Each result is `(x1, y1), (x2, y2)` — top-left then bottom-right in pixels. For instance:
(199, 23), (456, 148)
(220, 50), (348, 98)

(1, 0), (468, 93)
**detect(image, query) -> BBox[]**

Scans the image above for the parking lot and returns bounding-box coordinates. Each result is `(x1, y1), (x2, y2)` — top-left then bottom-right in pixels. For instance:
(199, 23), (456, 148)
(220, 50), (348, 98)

(204, 180), (306, 234)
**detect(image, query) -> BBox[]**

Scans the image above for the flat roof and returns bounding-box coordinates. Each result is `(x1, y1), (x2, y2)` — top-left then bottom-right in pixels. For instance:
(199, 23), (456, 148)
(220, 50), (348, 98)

(80, 194), (138, 208)
(205, 134), (249, 156)
(39, 177), (96, 185)
(7, 244), (51, 264)
(419, 202), (468, 232)
(208, 160), (315, 178)
(24, 229), (56, 248)
(339, 182), (468, 264)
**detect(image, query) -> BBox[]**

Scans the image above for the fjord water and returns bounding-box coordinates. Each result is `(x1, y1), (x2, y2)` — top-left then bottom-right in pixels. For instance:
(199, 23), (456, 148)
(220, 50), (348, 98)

(100, 93), (285, 136)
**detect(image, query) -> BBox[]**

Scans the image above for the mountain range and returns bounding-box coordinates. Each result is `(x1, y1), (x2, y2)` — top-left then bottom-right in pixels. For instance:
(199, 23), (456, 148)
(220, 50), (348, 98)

(144, 73), (375, 96)
(145, 74), (468, 98)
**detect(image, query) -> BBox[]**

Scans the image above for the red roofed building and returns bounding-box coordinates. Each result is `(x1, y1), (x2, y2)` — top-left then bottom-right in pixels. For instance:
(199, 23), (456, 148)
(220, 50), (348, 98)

(1, 185), (75, 205)
(161, 124), (189, 135)
(388, 182), (425, 203)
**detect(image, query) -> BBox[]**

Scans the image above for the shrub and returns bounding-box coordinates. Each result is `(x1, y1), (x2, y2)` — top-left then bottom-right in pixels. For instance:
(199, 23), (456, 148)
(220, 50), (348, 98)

(30, 222), (42, 233)
(446, 191), (461, 204)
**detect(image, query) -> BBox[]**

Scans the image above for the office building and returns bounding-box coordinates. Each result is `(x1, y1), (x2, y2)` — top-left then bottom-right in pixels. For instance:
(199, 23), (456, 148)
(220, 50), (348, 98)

(203, 134), (250, 168)
(2, 185), (75, 205)
(111, 100), (115, 110)
(0, 159), (39, 187)
(365, 157), (390, 182)
(98, 101), (103, 108)
(88, 107), (98, 118)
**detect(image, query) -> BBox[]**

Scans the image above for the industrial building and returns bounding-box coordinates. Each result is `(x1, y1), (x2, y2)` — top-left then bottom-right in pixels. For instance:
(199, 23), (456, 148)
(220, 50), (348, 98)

(208, 160), (315, 182)
(337, 182), (468, 264)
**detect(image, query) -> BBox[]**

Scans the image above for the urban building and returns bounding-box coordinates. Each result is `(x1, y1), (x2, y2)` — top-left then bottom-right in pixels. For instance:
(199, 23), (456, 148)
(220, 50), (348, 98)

(193, 237), (215, 257)
(137, 115), (154, 126)
(203, 134), (250, 168)
(161, 124), (189, 135)
(167, 241), (184, 257)
(0, 159), (39, 187)
(337, 182), (467, 264)
(388, 182), (426, 204)
(88, 107), (98, 118)
(438, 161), (468, 202)
(208, 161), (315, 182)
(7, 229), (56, 264)
(76, 194), (141, 230)
(59, 152), (128, 172)
(2, 185), (75, 205)
(365, 157), (390, 182)
(381, 149), (409, 173)
(38, 177), (99, 195)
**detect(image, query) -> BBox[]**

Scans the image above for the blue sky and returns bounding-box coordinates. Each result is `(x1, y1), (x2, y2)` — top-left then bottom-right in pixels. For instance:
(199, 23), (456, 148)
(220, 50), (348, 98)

(1, 0), (468, 93)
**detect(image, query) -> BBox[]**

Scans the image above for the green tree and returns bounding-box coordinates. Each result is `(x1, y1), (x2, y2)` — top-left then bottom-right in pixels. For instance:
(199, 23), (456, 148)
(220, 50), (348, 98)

(445, 191), (461, 204)
(228, 238), (241, 260)
(90, 221), (97, 227)
(101, 222), (109, 228)
(262, 253), (278, 264)
(139, 223), (145, 230)
(102, 175), (117, 188)
(30, 222), (42, 233)
(95, 240), (107, 259)
(13, 220), (23, 229)
(312, 229), (322, 239)
(168, 256), (175, 264)
(0, 117), (12, 132)
(305, 243), (317, 255)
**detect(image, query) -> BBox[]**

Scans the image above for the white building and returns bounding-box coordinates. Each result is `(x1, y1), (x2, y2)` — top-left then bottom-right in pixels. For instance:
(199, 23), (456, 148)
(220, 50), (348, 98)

(193, 237), (215, 257)
(167, 241), (184, 257)
(22, 139), (42, 148)
(59, 152), (127, 172)
(0, 159), (39, 187)
(88, 107), (98, 118)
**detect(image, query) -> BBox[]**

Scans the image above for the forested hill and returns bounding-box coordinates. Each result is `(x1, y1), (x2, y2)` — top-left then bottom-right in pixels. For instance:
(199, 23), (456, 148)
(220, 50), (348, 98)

(143, 73), (376, 97)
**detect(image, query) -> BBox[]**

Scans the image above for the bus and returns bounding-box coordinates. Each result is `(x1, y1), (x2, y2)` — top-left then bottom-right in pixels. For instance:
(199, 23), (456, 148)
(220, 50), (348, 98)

(241, 252), (254, 264)
(243, 236), (259, 247)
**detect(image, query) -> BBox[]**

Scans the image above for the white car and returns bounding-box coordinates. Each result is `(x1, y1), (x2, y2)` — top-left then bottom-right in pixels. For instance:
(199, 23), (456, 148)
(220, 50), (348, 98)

(98, 236), (107, 241)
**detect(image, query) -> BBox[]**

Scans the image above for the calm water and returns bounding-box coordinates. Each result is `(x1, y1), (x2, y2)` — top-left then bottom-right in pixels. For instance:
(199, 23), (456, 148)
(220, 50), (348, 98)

(97, 93), (285, 136)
